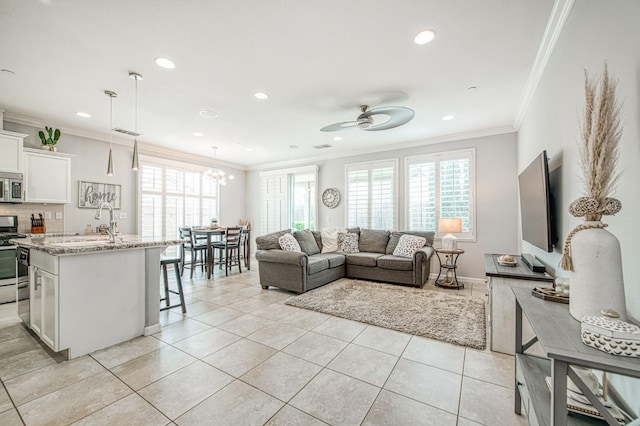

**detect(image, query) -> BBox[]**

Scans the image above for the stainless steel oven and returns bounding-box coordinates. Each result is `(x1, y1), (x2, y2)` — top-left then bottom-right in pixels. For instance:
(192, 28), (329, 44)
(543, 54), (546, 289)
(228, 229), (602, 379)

(0, 245), (17, 304)
(17, 247), (29, 324)
(0, 172), (24, 203)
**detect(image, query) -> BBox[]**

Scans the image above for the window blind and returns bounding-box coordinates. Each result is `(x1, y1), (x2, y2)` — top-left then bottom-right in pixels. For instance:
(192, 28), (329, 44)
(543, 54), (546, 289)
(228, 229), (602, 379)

(346, 159), (397, 229)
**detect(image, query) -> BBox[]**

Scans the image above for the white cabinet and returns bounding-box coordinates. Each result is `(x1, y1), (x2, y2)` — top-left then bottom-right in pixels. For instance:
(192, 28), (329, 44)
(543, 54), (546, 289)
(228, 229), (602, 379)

(29, 265), (59, 352)
(0, 130), (27, 173)
(23, 148), (73, 203)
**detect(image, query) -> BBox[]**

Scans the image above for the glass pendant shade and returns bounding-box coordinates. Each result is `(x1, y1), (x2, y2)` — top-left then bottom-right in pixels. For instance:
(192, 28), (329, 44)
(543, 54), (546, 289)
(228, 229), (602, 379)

(132, 139), (139, 171)
(129, 72), (143, 171)
(104, 90), (117, 176)
(107, 148), (114, 176)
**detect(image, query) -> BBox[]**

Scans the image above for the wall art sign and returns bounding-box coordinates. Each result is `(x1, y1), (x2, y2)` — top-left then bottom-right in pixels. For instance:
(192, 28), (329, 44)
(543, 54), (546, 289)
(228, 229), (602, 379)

(78, 181), (122, 209)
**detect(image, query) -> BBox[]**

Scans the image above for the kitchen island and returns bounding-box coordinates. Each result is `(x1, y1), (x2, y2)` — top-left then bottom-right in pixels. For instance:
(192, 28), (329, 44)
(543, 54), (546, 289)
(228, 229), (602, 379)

(12, 235), (184, 359)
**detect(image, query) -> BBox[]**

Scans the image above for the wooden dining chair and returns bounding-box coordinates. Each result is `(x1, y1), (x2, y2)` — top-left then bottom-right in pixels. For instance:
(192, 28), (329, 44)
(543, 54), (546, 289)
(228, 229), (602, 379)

(212, 226), (243, 276)
(179, 227), (207, 278)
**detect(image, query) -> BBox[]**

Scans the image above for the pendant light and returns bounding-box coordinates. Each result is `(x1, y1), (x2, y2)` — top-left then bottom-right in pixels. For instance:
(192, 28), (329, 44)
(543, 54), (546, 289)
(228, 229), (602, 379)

(104, 90), (117, 176)
(129, 71), (143, 171)
(204, 146), (234, 186)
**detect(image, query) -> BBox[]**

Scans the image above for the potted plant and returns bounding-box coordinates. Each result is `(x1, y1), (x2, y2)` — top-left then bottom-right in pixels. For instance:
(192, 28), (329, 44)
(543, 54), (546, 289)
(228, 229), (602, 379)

(38, 126), (61, 151)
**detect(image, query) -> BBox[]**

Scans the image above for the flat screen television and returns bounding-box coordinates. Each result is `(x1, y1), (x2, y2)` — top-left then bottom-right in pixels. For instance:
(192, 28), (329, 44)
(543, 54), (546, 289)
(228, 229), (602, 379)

(518, 150), (557, 252)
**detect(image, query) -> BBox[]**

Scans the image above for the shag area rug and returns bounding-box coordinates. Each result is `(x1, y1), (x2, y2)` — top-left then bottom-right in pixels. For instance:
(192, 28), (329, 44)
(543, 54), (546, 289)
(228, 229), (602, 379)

(285, 278), (486, 349)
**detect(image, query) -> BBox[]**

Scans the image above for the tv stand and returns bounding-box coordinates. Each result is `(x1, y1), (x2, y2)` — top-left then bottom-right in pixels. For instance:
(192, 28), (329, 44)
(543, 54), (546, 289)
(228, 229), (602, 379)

(521, 253), (546, 273)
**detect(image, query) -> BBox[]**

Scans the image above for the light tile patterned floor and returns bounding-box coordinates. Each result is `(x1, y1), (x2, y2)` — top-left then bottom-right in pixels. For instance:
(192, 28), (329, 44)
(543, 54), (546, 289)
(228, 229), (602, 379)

(0, 263), (526, 426)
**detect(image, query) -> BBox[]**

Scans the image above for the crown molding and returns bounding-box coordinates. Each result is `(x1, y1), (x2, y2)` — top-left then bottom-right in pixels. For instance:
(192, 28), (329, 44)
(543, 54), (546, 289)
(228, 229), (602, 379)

(513, 0), (576, 130)
(4, 112), (248, 171)
(248, 125), (515, 171)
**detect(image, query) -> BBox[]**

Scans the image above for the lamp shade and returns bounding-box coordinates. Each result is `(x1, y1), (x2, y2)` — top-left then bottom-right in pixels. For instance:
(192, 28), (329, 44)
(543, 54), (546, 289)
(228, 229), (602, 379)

(438, 218), (462, 234)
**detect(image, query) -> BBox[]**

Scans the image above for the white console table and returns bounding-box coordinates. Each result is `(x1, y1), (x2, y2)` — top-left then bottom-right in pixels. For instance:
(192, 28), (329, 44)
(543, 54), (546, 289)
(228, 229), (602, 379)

(513, 287), (640, 426)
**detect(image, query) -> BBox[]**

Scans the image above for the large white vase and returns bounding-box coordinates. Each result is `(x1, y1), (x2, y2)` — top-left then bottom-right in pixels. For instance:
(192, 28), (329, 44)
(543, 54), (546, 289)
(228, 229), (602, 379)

(568, 222), (626, 321)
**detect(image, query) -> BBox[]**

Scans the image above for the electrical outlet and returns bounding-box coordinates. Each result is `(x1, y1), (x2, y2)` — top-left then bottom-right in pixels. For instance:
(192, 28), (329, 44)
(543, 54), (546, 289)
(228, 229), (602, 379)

(55, 212), (63, 220)
(120, 212), (128, 219)
(44, 212), (52, 220)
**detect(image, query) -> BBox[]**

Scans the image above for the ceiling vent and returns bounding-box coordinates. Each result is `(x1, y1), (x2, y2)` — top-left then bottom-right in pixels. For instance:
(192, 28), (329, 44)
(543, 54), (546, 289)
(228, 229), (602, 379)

(312, 144), (333, 149)
(113, 127), (141, 137)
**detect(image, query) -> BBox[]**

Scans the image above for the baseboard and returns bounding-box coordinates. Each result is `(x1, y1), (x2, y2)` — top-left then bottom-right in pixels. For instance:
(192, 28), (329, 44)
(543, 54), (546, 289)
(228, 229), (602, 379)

(429, 273), (487, 285)
(144, 324), (161, 335)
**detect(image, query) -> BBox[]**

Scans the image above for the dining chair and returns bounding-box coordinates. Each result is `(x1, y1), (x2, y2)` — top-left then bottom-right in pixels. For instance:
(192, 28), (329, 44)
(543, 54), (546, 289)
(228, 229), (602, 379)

(179, 226), (207, 278)
(212, 226), (243, 276)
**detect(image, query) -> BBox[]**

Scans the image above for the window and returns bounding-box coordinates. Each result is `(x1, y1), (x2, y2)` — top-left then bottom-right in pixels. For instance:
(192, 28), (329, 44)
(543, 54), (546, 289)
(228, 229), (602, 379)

(260, 166), (317, 234)
(405, 148), (475, 240)
(345, 159), (397, 230)
(139, 160), (219, 240)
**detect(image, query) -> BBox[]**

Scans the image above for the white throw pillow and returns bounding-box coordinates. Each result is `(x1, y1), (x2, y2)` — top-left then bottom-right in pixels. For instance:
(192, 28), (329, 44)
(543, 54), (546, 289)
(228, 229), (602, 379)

(393, 234), (427, 258)
(279, 233), (301, 252)
(321, 228), (347, 253)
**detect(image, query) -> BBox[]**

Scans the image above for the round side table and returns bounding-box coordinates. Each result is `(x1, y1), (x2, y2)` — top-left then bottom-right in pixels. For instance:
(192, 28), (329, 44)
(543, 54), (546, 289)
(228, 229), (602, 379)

(434, 248), (465, 289)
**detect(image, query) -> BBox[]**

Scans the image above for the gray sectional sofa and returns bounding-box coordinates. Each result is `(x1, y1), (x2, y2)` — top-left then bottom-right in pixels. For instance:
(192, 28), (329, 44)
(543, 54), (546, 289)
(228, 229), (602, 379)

(255, 227), (434, 293)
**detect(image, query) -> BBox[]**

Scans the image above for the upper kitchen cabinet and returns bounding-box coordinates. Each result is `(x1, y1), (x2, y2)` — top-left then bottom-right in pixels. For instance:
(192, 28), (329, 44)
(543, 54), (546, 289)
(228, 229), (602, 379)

(0, 130), (27, 173)
(23, 148), (73, 203)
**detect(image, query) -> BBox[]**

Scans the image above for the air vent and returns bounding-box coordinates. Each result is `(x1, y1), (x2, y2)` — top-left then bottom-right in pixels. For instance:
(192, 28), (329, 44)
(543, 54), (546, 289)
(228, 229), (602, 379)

(312, 144), (333, 149)
(113, 128), (141, 137)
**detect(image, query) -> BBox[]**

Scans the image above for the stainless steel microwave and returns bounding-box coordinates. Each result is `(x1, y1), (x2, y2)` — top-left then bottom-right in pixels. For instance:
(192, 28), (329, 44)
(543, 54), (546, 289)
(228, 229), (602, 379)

(0, 172), (24, 203)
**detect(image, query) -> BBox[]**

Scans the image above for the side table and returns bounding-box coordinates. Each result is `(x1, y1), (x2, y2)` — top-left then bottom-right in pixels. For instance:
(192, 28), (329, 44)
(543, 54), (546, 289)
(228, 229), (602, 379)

(434, 248), (465, 289)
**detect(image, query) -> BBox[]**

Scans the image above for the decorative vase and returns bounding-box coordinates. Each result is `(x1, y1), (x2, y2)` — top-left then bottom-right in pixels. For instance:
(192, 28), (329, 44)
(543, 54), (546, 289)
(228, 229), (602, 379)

(49, 145), (57, 152)
(568, 221), (626, 321)
(40, 145), (49, 150)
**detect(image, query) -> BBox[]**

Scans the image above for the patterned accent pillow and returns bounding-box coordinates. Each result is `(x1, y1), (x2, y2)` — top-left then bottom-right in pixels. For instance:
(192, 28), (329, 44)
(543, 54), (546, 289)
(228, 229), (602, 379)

(278, 233), (301, 252)
(338, 232), (359, 253)
(392, 234), (426, 258)
(320, 228), (347, 253)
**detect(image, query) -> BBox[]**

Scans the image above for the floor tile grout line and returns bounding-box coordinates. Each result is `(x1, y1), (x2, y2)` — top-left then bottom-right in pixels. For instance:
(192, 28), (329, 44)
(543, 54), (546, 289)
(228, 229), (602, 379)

(1, 376), (27, 425)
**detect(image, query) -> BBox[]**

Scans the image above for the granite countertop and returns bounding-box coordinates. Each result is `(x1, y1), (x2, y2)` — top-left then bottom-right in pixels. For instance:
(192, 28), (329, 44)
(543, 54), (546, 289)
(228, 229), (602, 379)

(11, 235), (186, 256)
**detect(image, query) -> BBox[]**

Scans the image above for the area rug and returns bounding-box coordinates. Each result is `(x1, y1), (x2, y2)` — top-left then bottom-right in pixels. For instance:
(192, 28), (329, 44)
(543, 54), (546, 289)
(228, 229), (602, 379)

(285, 278), (486, 349)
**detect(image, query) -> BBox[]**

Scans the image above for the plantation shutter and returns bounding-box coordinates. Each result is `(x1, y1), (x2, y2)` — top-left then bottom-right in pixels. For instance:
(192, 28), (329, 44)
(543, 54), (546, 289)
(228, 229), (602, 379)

(260, 173), (288, 234)
(407, 161), (436, 231)
(346, 159), (397, 229)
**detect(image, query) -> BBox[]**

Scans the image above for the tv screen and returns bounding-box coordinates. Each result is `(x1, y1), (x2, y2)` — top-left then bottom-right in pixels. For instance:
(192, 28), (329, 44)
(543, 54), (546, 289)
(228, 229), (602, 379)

(518, 151), (557, 252)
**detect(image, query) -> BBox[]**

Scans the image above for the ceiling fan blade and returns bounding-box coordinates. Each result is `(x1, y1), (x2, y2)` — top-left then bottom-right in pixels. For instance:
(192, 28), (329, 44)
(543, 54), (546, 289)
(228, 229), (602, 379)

(320, 121), (359, 132)
(362, 106), (415, 131)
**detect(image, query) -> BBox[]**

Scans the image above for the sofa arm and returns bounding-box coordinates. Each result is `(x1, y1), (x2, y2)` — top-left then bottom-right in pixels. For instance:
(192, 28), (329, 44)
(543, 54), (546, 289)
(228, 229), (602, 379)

(255, 249), (308, 267)
(413, 246), (434, 263)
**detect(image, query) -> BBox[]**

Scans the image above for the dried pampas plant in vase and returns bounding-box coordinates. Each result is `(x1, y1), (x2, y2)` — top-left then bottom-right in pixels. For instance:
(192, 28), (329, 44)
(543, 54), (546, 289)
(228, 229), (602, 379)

(561, 63), (627, 321)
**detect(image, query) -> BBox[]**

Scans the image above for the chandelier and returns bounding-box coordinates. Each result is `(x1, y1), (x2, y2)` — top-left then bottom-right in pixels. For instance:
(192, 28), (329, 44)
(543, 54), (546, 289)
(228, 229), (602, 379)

(204, 146), (234, 186)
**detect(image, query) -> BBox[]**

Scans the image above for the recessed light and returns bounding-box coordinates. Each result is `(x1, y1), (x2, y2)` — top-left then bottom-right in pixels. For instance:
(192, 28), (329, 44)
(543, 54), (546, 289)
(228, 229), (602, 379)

(414, 29), (436, 45)
(443, 115), (454, 121)
(76, 112), (91, 118)
(155, 57), (176, 69)
(254, 92), (269, 100)
(199, 110), (218, 118)
(333, 137), (342, 141)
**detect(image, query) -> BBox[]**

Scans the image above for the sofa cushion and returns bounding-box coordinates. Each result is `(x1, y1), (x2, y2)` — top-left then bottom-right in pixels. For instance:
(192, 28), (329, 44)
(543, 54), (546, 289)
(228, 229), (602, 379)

(312, 231), (323, 252)
(386, 231), (435, 254)
(294, 229), (320, 255)
(256, 229), (291, 250)
(347, 227), (360, 235)
(359, 229), (390, 253)
(393, 234), (427, 258)
(321, 228), (347, 253)
(312, 253), (346, 268)
(338, 232), (359, 253)
(308, 256), (329, 274)
(345, 252), (384, 267)
(377, 254), (414, 271)
(279, 233), (301, 252)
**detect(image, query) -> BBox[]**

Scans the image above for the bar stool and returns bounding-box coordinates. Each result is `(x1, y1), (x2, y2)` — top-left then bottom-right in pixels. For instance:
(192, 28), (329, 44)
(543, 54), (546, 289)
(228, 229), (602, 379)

(160, 252), (187, 314)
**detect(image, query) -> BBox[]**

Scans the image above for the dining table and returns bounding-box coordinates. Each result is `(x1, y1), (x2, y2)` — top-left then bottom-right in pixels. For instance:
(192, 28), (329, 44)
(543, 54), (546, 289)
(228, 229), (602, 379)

(191, 227), (251, 279)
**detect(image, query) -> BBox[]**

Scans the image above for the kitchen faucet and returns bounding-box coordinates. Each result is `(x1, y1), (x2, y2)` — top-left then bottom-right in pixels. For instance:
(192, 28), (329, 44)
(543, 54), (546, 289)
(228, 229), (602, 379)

(94, 202), (117, 243)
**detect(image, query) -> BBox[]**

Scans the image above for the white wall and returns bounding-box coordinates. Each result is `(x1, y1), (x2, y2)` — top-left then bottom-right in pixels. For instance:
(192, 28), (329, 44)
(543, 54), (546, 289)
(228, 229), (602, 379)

(4, 121), (247, 234)
(518, 0), (640, 414)
(247, 132), (520, 280)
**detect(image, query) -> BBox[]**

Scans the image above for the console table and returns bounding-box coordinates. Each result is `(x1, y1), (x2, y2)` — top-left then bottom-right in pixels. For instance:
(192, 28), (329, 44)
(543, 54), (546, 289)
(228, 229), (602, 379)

(513, 287), (640, 425)
(485, 254), (554, 354)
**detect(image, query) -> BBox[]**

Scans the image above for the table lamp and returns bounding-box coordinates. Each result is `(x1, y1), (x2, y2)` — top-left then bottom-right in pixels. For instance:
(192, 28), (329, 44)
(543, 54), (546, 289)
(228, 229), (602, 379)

(438, 218), (462, 249)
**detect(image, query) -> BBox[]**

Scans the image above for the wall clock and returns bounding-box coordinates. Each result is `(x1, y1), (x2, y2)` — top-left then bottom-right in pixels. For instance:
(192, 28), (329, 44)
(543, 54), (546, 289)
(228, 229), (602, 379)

(322, 187), (341, 208)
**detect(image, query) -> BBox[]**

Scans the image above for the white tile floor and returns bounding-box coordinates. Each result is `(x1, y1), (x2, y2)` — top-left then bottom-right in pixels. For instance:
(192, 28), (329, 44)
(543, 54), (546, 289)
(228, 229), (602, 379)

(0, 262), (527, 426)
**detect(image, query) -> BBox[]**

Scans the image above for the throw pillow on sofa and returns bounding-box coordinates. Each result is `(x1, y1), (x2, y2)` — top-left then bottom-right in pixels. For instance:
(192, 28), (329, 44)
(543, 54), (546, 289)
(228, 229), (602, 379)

(279, 233), (301, 252)
(393, 234), (426, 258)
(294, 229), (320, 255)
(321, 228), (347, 253)
(338, 232), (359, 253)
(256, 229), (291, 250)
(359, 229), (390, 253)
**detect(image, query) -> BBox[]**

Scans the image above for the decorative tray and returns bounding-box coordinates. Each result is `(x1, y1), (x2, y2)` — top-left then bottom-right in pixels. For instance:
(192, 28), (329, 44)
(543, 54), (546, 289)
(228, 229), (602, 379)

(497, 255), (517, 266)
(532, 287), (569, 304)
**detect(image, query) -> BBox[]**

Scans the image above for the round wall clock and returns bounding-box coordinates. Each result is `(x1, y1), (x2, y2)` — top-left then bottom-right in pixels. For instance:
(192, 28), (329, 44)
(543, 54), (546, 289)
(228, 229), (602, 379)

(322, 187), (341, 208)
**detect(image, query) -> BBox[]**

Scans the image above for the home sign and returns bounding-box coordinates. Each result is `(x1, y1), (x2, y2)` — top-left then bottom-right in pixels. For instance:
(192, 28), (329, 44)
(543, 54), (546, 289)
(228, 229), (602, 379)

(78, 181), (122, 209)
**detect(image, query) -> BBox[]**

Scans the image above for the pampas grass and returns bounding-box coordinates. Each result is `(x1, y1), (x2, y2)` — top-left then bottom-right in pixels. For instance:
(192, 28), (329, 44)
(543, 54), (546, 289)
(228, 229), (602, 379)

(579, 63), (623, 221)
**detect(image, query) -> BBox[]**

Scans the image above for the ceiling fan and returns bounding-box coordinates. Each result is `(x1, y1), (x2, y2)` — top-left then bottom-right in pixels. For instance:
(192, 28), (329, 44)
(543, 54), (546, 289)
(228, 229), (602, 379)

(320, 105), (415, 132)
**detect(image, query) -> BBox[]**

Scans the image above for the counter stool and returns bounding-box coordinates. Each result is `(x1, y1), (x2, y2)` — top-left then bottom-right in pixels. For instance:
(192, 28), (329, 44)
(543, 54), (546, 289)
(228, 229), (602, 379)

(160, 254), (187, 314)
